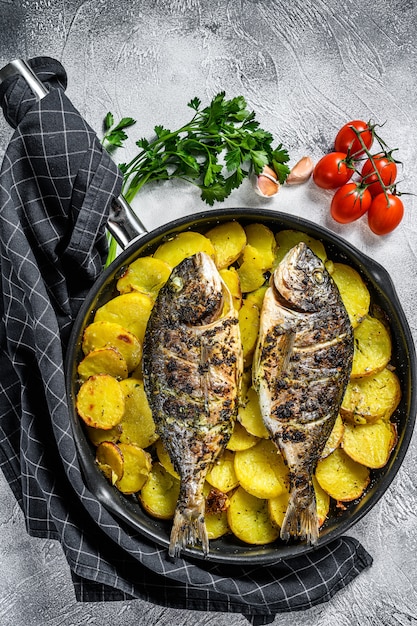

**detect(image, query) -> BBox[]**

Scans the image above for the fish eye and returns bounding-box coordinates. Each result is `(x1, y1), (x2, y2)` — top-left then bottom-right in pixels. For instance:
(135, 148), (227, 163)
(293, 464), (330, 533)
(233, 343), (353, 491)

(313, 269), (324, 284)
(171, 276), (184, 292)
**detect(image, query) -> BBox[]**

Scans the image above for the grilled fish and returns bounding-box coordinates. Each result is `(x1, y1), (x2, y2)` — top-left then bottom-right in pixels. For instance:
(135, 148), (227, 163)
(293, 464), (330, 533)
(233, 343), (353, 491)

(142, 251), (243, 557)
(253, 242), (353, 545)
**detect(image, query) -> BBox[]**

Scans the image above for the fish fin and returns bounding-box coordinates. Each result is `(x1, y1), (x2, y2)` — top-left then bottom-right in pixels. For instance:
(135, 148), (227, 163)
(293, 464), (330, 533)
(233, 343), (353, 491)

(169, 500), (209, 558)
(280, 487), (319, 545)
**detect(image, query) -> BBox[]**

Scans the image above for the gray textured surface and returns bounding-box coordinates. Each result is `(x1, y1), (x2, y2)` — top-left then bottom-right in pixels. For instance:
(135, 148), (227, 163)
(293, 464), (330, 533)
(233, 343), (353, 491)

(0, 1), (417, 624)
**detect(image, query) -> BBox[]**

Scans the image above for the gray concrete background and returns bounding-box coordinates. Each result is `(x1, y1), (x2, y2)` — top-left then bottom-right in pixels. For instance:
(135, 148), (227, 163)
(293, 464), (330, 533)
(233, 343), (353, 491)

(0, 1), (417, 624)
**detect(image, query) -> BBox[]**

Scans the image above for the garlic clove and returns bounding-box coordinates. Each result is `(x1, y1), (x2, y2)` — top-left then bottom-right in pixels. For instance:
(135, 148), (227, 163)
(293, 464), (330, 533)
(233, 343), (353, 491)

(286, 156), (314, 185)
(252, 164), (280, 197)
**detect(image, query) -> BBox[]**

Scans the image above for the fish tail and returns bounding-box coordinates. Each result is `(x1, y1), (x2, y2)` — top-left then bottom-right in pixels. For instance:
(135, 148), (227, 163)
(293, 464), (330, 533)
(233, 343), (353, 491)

(169, 499), (209, 558)
(280, 486), (319, 545)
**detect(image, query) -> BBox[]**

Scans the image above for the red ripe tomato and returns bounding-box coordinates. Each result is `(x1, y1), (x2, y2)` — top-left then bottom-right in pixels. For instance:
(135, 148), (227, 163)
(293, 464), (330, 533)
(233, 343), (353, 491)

(367, 193), (404, 235)
(361, 153), (397, 197)
(334, 120), (374, 156)
(330, 183), (372, 224)
(313, 152), (354, 189)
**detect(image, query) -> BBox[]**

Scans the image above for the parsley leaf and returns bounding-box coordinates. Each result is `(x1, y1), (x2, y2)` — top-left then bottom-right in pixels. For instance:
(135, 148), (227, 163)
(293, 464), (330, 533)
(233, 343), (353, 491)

(103, 94), (290, 205)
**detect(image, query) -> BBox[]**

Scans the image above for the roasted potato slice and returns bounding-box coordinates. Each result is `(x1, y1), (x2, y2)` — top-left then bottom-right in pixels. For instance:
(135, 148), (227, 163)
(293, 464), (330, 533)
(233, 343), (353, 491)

(82, 321), (142, 372)
(227, 487), (280, 545)
(245, 223), (277, 270)
(77, 347), (128, 382)
(116, 256), (171, 298)
(220, 267), (242, 310)
(153, 231), (215, 267)
(206, 449), (239, 493)
(351, 315), (392, 378)
(234, 439), (287, 499)
(315, 448), (370, 502)
(76, 374), (125, 429)
(205, 221), (247, 269)
(313, 476), (330, 526)
(236, 245), (266, 292)
(204, 485), (230, 540)
(330, 263), (370, 328)
(96, 441), (124, 485)
(342, 421), (398, 469)
(226, 420), (259, 452)
(341, 367), (401, 424)
(139, 462), (180, 519)
(238, 300), (260, 366)
(94, 291), (153, 344)
(155, 438), (179, 479)
(115, 443), (152, 494)
(85, 424), (121, 446)
(118, 378), (159, 449)
(274, 229), (327, 265)
(321, 414), (345, 458)
(238, 387), (270, 439)
(205, 510), (230, 540)
(244, 285), (268, 310)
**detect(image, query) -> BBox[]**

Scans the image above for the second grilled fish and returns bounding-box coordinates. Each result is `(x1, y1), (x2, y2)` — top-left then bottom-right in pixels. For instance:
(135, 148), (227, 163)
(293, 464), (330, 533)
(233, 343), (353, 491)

(253, 242), (353, 545)
(142, 251), (243, 557)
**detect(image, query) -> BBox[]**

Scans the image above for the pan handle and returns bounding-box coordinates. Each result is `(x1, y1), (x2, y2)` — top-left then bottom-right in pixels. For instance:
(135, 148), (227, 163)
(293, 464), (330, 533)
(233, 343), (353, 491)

(0, 58), (148, 250)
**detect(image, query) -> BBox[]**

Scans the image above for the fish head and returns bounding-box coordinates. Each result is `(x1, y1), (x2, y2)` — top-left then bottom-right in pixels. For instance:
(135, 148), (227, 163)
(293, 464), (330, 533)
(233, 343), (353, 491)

(166, 252), (224, 325)
(272, 242), (331, 312)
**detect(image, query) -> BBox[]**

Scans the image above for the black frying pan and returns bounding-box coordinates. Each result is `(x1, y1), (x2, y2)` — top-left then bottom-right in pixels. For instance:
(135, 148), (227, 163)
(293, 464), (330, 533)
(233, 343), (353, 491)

(65, 206), (417, 564)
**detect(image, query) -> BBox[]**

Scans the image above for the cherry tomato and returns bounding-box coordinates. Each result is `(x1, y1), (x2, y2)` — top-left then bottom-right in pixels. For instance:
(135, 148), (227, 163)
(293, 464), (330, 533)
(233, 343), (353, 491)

(361, 153), (397, 197)
(313, 152), (354, 189)
(367, 193), (404, 235)
(334, 120), (374, 156)
(330, 183), (372, 224)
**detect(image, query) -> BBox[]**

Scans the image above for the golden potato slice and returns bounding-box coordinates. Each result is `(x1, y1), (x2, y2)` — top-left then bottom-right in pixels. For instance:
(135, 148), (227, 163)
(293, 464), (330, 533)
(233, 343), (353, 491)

(238, 387), (270, 439)
(238, 300), (260, 366)
(115, 443), (152, 494)
(340, 367), (401, 424)
(155, 438), (179, 479)
(205, 221), (247, 269)
(96, 441), (124, 485)
(116, 256), (171, 298)
(244, 285), (268, 309)
(206, 450), (239, 493)
(227, 487), (279, 545)
(275, 230), (327, 265)
(82, 321), (142, 372)
(77, 347), (128, 382)
(342, 421), (397, 469)
(153, 231), (215, 267)
(219, 267), (242, 310)
(236, 245), (266, 293)
(118, 378), (159, 449)
(85, 424), (121, 446)
(330, 263), (370, 328)
(245, 223), (277, 270)
(313, 476), (330, 526)
(321, 414), (344, 458)
(268, 490), (289, 529)
(76, 374), (125, 429)
(138, 462), (180, 519)
(315, 448), (370, 502)
(226, 420), (259, 452)
(94, 292), (153, 344)
(234, 439), (287, 499)
(205, 510), (230, 540)
(351, 315), (392, 378)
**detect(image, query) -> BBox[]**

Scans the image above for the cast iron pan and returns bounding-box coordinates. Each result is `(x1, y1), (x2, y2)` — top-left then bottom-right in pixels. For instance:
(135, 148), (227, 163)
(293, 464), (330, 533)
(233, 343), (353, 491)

(65, 207), (417, 564)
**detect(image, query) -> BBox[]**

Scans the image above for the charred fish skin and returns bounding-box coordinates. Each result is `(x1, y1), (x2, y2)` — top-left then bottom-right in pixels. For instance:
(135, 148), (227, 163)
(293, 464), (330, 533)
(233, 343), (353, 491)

(142, 252), (242, 558)
(253, 242), (353, 545)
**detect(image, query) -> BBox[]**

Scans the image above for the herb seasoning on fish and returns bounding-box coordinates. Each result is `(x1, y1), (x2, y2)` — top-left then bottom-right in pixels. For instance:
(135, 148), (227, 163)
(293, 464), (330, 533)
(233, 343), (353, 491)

(253, 242), (354, 545)
(142, 252), (243, 557)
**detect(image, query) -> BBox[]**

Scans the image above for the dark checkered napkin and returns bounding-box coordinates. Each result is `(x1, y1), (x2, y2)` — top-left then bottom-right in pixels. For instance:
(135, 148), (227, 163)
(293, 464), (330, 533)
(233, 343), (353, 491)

(0, 56), (372, 624)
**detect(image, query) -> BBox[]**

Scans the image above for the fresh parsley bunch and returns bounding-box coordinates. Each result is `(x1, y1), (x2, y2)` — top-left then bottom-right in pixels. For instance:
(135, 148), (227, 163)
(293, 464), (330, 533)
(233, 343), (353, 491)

(103, 92), (290, 206)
